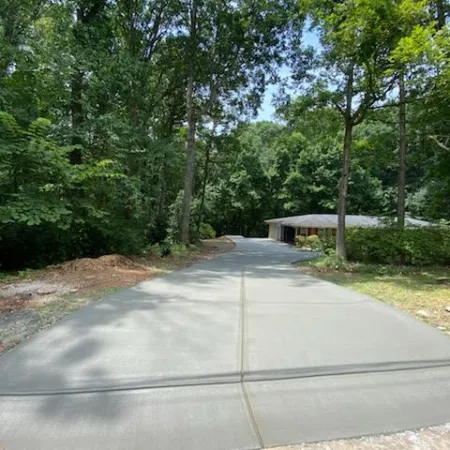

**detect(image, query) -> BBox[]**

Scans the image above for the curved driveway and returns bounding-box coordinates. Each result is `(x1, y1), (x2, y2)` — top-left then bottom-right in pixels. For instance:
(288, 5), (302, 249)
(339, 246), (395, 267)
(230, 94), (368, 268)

(1, 237), (450, 449)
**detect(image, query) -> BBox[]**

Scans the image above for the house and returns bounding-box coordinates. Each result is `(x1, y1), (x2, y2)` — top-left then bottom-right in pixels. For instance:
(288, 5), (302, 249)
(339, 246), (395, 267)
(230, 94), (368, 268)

(265, 214), (432, 242)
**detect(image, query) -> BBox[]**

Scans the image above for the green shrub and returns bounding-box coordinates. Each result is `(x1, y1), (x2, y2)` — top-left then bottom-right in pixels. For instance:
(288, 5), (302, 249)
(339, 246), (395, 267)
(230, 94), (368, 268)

(145, 243), (163, 257)
(313, 252), (348, 270)
(346, 227), (450, 266)
(296, 234), (324, 251)
(318, 231), (336, 253)
(295, 235), (306, 248)
(305, 234), (322, 251)
(199, 222), (216, 239)
(168, 242), (189, 257)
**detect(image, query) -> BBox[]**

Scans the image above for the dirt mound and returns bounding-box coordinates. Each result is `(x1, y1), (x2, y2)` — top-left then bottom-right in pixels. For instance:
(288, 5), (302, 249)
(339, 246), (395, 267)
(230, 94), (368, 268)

(41, 254), (151, 294)
(1, 241), (235, 354)
(53, 254), (145, 273)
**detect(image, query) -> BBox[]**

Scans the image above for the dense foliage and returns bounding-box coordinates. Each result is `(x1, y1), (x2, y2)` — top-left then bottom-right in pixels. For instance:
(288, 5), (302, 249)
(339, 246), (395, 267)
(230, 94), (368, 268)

(296, 228), (450, 266)
(346, 228), (450, 266)
(1, 0), (449, 269)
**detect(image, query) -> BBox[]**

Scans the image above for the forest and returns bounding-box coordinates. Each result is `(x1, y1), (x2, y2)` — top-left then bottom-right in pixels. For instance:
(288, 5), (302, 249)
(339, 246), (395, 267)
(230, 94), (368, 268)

(1, 0), (450, 269)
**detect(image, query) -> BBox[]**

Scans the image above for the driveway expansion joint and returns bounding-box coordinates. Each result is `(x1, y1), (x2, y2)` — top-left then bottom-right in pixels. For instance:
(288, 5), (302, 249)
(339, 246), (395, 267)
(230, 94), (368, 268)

(239, 268), (264, 449)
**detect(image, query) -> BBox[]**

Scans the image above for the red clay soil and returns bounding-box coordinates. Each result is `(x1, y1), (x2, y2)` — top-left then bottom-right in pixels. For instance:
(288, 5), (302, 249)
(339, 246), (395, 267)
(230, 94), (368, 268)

(0, 296), (41, 313)
(0, 237), (235, 310)
(1, 238), (235, 353)
(44, 254), (151, 293)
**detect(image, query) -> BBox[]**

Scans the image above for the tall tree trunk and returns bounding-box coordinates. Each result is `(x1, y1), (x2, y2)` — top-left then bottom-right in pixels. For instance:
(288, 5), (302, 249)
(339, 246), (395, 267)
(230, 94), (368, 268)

(397, 72), (407, 229)
(180, 0), (198, 244)
(336, 66), (354, 259)
(336, 118), (353, 259)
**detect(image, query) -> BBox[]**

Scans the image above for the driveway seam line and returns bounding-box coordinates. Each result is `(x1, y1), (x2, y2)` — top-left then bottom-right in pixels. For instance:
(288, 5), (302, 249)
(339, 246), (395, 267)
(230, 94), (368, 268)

(239, 268), (265, 449)
(240, 268), (246, 379)
(4, 361), (450, 397)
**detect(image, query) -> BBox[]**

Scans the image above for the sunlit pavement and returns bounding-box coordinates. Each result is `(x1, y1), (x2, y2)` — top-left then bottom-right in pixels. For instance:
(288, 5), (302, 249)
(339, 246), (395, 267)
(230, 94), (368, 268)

(1, 237), (450, 449)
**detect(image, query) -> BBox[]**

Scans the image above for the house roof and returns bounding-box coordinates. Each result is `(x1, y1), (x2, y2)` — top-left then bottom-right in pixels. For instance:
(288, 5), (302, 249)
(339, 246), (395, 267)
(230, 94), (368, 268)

(264, 214), (432, 228)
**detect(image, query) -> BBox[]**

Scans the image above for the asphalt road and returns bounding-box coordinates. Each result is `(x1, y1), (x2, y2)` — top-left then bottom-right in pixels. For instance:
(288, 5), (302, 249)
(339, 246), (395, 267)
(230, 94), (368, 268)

(1, 237), (450, 449)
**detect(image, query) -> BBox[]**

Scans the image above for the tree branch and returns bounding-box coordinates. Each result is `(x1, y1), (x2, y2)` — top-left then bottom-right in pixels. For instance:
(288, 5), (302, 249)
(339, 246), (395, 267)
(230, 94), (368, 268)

(429, 135), (450, 152)
(331, 99), (345, 117)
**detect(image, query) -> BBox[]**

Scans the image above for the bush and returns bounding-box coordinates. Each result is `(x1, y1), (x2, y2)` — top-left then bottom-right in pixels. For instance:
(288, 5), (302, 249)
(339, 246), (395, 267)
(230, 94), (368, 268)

(145, 240), (190, 258)
(295, 235), (306, 248)
(296, 234), (323, 251)
(198, 222), (216, 239)
(318, 231), (336, 253)
(313, 252), (348, 270)
(346, 227), (450, 266)
(168, 242), (188, 257)
(305, 234), (322, 251)
(145, 243), (163, 257)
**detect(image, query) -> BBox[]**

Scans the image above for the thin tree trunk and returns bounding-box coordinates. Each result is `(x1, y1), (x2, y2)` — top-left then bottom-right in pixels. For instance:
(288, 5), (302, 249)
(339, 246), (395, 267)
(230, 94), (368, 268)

(70, 7), (86, 165)
(180, 0), (198, 244)
(159, 147), (168, 216)
(336, 66), (354, 259)
(197, 121), (217, 230)
(70, 68), (83, 164)
(197, 141), (211, 230)
(397, 72), (407, 229)
(336, 118), (353, 259)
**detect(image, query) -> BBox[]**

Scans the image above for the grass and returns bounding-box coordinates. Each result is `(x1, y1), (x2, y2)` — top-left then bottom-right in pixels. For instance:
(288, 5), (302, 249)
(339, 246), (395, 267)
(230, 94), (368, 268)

(299, 256), (450, 332)
(0, 268), (39, 282)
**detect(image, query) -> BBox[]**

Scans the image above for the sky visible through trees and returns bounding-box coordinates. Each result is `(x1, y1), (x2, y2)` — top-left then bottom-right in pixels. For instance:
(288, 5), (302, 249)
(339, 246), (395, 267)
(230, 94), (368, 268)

(1, 0), (449, 268)
(257, 27), (320, 121)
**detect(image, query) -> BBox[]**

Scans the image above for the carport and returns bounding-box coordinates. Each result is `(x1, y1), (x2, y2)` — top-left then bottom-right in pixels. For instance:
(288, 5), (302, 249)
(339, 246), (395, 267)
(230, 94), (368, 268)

(282, 225), (296, 243)
(265, 214), (432, 241)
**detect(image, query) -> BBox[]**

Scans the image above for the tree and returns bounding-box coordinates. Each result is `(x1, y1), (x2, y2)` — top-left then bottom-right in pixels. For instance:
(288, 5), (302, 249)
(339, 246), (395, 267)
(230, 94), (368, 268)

(291, 0), (407, 258)
(387, 1), (447, 224)
(397, 71), (407, 228)
(179, 0), (300, 243)
(180, 0), (198, 243)
(1, 0), (449, 271)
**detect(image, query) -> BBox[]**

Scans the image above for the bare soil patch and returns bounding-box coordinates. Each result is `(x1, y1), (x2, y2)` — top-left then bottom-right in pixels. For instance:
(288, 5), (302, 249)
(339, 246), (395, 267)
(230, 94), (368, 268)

(44, 254), (151, 294)
(0, 237), (235, 354)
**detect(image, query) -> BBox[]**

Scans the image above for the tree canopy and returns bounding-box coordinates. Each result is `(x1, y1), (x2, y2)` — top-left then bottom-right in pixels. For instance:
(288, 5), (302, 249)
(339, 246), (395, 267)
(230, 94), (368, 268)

(1, 0), (449, 268)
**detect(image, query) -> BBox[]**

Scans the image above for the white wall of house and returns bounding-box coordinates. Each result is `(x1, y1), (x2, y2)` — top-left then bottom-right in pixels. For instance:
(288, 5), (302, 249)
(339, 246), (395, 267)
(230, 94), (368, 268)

(268, 223), (282, 240)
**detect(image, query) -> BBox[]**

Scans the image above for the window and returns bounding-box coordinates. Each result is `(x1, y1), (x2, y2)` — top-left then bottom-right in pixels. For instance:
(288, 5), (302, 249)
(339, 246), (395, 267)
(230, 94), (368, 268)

(299, 227), (308, 236)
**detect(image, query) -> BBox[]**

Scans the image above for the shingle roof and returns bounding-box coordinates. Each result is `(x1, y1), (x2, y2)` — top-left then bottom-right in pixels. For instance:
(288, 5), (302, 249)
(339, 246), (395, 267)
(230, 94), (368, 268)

(264, 214), (432, 228)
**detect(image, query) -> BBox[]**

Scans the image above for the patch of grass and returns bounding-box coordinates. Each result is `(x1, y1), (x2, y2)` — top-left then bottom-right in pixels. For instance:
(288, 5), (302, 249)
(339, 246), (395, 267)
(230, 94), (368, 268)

(299, 257), (450, 332)
(0, 268), (40, 282)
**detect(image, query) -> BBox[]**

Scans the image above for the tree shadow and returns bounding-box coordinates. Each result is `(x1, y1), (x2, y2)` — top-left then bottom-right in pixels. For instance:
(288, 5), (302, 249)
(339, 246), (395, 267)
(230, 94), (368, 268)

(0, 238), (337, 425)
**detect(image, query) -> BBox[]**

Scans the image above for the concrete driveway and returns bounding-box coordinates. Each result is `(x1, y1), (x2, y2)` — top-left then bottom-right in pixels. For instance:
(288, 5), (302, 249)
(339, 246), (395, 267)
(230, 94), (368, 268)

(1, 237), (450, 449)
